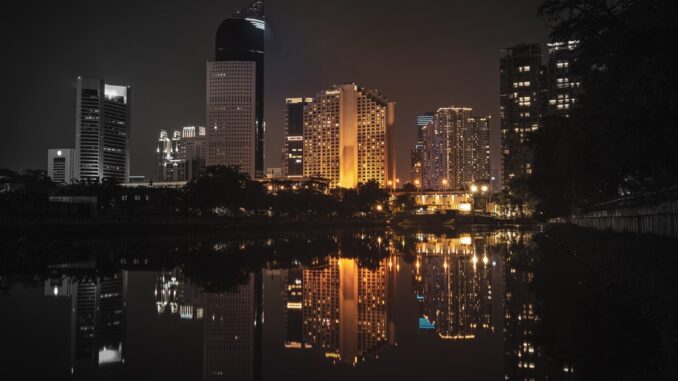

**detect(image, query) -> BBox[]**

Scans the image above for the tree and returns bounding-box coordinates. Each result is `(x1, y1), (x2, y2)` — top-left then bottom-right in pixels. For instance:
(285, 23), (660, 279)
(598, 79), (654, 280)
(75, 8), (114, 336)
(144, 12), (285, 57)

(402, 182), (417, 193)
(531, 0), (678, 216)
(394, 193), (416, 211)
(185, 166), (250, 214)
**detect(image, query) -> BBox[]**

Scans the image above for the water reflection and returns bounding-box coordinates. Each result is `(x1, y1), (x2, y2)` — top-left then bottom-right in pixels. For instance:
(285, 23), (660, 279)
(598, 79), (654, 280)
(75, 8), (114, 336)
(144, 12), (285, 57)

(3, 227), (675, 379)
(42, 273), (127, 375)
(412, 234), (496, 340)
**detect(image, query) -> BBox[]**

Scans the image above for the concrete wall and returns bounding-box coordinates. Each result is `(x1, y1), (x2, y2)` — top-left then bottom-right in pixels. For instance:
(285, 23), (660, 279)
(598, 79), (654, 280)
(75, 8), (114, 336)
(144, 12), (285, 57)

(571, 200), (678, 239)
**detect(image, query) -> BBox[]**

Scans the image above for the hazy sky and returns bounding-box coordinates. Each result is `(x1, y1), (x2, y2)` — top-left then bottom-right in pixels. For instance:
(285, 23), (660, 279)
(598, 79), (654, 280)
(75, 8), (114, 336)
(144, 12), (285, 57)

(1, 0), (550, 182)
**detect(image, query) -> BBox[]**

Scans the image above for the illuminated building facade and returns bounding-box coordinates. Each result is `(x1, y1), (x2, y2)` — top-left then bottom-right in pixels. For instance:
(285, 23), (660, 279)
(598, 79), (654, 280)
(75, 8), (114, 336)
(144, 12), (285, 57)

(422, 107), (491, 190)
(302, 256), (395, 364)
(206, 0), (265, 178)
(156, 126), (206, 181)
(499, 44), (546, 183)
(75, 77), (131, 182)
(282, 98), (312, 178)
(302, 84), (396, 189)
(547, 41), (581, 117)
(411, 112), (434, 184)
(47, 148), (76, 184)
(182, 126), (208, 177)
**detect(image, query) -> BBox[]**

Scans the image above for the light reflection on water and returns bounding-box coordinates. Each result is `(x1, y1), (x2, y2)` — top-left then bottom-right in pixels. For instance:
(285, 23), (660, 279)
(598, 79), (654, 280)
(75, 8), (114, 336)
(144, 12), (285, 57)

(1, 228), (674, 380)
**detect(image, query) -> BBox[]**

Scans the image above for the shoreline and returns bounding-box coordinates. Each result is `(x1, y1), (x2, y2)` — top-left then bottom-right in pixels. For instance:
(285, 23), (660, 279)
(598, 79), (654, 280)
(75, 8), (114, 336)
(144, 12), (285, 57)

(0, 215), (534, 240)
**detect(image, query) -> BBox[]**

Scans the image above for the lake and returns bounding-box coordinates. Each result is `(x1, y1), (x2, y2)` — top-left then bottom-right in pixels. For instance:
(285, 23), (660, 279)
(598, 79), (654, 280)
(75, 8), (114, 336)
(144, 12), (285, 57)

(1, 226), (676, 380)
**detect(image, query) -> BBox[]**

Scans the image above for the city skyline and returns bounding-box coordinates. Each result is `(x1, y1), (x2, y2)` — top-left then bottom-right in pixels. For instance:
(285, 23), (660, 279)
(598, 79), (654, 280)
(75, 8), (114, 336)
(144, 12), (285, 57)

(1, 0), (549, 183)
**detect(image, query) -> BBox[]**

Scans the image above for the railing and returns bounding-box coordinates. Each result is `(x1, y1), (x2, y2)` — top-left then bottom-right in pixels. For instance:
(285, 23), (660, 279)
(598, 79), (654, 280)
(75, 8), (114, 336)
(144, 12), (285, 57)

(571, 188), (678, 239)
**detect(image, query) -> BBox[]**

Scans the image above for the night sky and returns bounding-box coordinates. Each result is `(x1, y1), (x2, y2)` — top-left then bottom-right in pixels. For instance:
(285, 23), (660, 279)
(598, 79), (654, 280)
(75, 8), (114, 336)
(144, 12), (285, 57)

(1, 0), (549, 182)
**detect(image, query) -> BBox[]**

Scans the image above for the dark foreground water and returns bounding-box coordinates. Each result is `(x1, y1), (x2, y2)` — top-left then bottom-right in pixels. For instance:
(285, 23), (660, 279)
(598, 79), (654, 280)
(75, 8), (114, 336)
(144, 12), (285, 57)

(1, 226), (676, 380)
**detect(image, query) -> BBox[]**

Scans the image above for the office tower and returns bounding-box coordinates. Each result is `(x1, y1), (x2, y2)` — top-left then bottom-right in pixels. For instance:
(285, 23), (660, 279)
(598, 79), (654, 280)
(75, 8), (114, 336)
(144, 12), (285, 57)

(75, 77), (131, 183)
(182, 126), (208, 178)
(47, 148), (76, 184)
(499, 44), (546, 183)
(303, 84), (396, 189)
(411, 112), (434, 184)
(282, 98), (312, 178)
(156, 130), (189, 182)
(156, 126), (206, 181)
(422, 107), (491, 190)
(547, 41), (581, 117)
(206, 0), (265, 179)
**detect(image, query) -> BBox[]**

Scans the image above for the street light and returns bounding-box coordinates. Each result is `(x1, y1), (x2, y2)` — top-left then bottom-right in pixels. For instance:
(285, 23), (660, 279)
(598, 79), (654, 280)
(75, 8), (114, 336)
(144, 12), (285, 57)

(470, 184), (479, 193)
(481, 185), (488, 193)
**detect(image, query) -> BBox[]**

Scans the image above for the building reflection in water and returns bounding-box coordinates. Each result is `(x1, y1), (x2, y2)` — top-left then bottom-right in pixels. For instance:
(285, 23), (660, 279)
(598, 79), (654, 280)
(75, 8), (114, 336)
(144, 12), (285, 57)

(411, 234), (496, 340)
(44, 272), (127, 376)
(154, 268), (262, 381)
(278, 253), (399, 366)
(33, 230), (568, 379)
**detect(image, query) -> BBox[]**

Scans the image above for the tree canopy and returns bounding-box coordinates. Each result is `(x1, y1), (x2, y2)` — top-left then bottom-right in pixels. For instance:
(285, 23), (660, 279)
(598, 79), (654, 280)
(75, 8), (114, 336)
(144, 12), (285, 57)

(531, 0), (678, 216)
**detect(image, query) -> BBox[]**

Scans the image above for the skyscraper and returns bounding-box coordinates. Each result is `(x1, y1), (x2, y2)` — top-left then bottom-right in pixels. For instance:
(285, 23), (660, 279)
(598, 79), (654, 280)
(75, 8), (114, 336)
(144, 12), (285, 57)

(182, 126), (208, 177)
(499, 44), (546, 184)
(156, 126), (206, 181)
(547, 41), (581, 117)
(47, 148), (76, 184)
(411, 112), (434, 184)
(75, 77), (131, 183)
(282, 98), (312, 178)
(303, 84), (396, 189)
(206, 0), (265, 179)
(422, 107), (491, 190)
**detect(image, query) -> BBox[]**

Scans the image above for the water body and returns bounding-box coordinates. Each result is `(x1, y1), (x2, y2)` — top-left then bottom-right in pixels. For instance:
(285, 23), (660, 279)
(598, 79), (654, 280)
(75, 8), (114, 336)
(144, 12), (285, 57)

(1, 227), (676, 380)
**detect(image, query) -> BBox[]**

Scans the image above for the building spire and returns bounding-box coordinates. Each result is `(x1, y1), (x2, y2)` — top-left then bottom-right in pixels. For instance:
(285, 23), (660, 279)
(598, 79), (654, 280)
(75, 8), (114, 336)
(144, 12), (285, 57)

(234, 0), (264, 20)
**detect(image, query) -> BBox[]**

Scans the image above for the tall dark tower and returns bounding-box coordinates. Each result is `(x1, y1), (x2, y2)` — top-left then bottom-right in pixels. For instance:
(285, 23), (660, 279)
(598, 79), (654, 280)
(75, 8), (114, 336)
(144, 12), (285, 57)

(207, 0), (265, 178)
(499, 44), (546, 186)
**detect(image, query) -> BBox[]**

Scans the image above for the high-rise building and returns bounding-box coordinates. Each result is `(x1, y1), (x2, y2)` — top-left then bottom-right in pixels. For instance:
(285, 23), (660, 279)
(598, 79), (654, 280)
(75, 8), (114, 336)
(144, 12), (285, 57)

(302, 84), (396, 189)
(182, 126), (208, 177)
(410, 112), (434, 184)
(547, 41), (581, 117)
(47, 148), (76, 184)
(500, 44), (546, 184)
(282, 98), (312, 178)
(156, 126), (206, 182)
(75, 77), (131, 183)
(206, 0), (265, 179)
(422, 107), (491, 190)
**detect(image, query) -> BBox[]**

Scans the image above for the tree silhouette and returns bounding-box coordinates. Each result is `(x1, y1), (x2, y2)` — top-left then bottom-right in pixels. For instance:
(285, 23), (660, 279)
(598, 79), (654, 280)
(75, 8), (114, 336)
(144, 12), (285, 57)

(531, 0), (678, 216)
